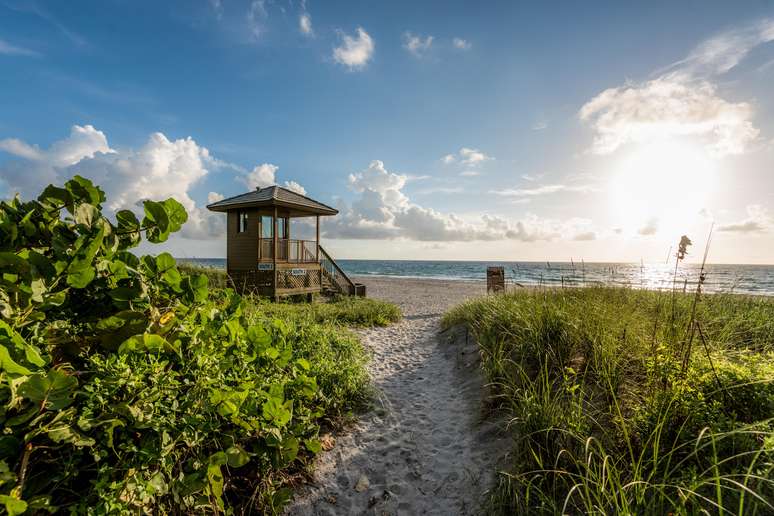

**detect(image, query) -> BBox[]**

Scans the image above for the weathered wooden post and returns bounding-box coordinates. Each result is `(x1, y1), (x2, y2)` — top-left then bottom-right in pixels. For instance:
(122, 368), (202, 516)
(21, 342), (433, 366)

(487, 266), (505, 294)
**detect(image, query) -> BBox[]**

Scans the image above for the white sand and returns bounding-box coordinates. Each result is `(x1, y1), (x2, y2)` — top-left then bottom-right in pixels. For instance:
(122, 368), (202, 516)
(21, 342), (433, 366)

(286, 276), (510, 515)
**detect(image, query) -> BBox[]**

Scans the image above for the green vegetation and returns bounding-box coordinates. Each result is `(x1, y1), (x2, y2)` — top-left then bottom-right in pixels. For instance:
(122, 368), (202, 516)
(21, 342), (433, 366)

(250, 297), (401, 328)
(443, 287), (774, 514)
(178, 262), (229, 289)
(0, 178), (391, 514)
(177, 263), (401, 327)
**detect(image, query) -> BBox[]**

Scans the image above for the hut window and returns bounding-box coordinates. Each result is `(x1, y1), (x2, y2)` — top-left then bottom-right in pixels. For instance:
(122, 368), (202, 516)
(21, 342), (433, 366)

(237, 211), (248, 233)
(261, 215), (274, 238)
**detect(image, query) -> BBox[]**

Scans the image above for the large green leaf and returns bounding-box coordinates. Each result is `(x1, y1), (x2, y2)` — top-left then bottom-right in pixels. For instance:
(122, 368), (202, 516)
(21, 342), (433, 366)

(74, 203), (99, 227)
(48, 423), (96, 447)
(27, 250), (55, 278)
(0, 321), (45, 373)
(115, 209), (140, 230)
(18, 370), (77, 410)
(0, 344), (32, 375)
(0, 252), (29, 274)
(262, 396), (292, 428)
(142, 200), (170, 243)
(118, 333), (178, 354)
(109, 286), (144, 309)
(155, 253), (181, 288)
(65, 175), (104, 207)
(115, 209), (141, 248)
(0, 495), (27, 516)
(225, 445), (250, 468)
(155, 252), (175, 272)
(66, 267), (95, 289)
(162, 198), (187, 232)
(247, 325), (272, 348)
(38, 185), (72, 210)
(66, 225), (105, 288)
(181, 274), (208, 304)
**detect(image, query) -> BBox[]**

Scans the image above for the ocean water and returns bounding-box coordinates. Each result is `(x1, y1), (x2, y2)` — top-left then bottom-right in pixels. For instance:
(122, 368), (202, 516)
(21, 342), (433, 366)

(178, 258), (774, 296)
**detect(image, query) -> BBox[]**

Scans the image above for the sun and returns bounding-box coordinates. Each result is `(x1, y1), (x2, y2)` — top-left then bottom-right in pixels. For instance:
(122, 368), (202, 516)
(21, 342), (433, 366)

(608, 141), (716, 237)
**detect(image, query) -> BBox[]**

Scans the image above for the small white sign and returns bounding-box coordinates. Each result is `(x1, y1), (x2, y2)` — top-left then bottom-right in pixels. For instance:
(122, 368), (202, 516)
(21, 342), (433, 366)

(290, 268), (306, 276)
(258, 263), (274, 271)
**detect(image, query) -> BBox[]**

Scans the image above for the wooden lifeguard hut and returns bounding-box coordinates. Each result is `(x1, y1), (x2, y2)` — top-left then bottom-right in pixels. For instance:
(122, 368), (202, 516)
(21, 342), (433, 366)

(206, 185), (362, 299)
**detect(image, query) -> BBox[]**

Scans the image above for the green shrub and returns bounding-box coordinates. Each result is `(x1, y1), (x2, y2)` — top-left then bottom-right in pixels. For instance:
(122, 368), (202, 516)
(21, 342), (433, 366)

(0, 178), (371, 514)
(251, 296), (401, 328)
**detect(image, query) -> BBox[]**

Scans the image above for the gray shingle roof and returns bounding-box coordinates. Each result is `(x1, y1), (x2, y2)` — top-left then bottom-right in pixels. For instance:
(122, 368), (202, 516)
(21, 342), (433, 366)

(206, 185), (338, 216)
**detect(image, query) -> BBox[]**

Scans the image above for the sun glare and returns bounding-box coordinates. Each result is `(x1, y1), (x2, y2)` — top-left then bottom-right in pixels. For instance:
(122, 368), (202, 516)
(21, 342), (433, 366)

(608, 141), (716, 237)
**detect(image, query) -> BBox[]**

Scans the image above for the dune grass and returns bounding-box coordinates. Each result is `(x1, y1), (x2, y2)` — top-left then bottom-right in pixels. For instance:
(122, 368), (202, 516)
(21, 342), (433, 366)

(178, 261), (230, 288)
(443, 287), (774, 514)
(250, 296), (401, 327)
(178, 262), (401, 327)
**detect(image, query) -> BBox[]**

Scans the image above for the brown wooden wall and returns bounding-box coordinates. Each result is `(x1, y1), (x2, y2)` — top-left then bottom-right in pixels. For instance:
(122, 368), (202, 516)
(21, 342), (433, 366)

(226, 209), (259, 271)
(226, 208), (296, 271)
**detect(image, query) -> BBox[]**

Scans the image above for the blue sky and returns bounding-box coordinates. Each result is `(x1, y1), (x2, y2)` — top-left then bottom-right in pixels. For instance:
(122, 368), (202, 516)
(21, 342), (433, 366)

(2, 1), (774, 263)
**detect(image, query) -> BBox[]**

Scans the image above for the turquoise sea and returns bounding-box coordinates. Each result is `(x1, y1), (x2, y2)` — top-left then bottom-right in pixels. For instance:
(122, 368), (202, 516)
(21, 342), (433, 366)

(179, 258), (774, 296)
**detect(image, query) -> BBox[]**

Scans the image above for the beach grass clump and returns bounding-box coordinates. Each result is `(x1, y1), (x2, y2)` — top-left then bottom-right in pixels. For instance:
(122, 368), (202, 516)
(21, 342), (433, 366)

(443, 286), (774, 514)
(249, 296), (401, 328)
(178, 261), (229, 288)
(176, 263), (401, 327)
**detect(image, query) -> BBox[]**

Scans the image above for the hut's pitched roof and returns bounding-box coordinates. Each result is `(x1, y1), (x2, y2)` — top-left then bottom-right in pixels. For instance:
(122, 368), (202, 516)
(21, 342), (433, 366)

(206, 185), (338, 216)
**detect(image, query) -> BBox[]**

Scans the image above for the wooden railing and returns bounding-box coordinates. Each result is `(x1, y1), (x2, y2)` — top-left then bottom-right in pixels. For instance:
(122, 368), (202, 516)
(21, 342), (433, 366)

(319, 245), (357, 295)
(259, 239), (273, 260)
(259, 238), (318, 263)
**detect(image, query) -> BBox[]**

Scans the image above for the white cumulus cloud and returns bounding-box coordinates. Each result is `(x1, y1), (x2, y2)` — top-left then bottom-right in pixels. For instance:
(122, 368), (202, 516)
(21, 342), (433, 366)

(240, 163), (307, 195)
(452, 37), (471, 50)
(638, 218), (659, 236)
(0, 138), (45, 161)
(207, 191), (225, 204)
(332, 27), (374, 70)
(242, 163), (279, 189)
(284, 180), (307, 195)
(323, 160), (596, 242)
(580, 18), (774, 157)
(580, 74), (758, 156)
(494, 184), (597, 198)
(441, 147), (493, 167)
(717, 205), (770, 233)
(0, 126), (302, 241)
(459, 147), (491, 165)
(299, 13), (313, 36)
(403, 32), (433, 58)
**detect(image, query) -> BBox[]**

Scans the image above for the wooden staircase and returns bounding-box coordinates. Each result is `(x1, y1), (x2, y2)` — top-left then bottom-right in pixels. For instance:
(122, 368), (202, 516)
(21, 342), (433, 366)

(319, 245), (364, 296)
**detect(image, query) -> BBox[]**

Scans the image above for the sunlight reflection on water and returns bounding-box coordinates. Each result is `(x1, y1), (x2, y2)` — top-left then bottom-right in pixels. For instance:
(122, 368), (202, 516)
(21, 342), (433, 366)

(180, 258), (774, 296)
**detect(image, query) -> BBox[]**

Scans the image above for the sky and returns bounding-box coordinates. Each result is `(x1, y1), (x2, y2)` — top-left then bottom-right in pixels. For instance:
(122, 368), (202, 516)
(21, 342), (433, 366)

(1, 0), (773, 264)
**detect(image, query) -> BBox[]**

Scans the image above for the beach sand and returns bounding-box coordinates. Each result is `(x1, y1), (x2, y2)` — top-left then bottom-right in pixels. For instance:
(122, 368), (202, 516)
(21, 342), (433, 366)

(286, 276), (510, 515)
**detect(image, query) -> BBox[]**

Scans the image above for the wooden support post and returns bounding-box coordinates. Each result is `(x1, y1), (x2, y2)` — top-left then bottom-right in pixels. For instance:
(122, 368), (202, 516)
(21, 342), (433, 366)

(273, 208), (278, 294)
(316, 215), (322, 294)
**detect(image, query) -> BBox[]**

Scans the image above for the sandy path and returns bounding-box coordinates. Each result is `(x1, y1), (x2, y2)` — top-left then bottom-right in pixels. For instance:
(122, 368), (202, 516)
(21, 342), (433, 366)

(287, 277), (508, 515)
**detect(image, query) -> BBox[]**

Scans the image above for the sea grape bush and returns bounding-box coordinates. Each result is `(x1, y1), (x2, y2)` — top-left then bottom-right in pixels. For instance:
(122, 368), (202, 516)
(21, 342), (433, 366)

(0, 177), (331, 513)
